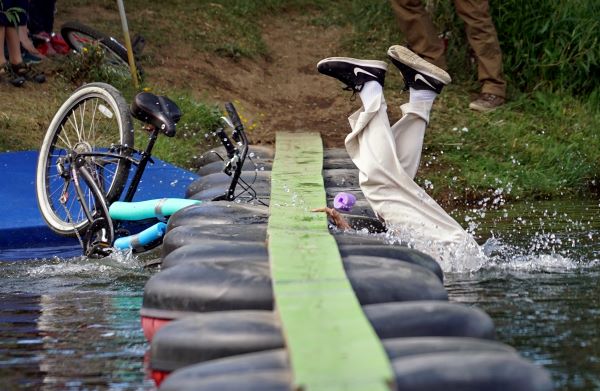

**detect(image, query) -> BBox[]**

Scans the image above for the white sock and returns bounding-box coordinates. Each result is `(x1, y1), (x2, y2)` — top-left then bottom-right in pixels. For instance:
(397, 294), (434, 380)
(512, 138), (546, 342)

(359, 81), (383, 109)
(409, 87), (437, 104)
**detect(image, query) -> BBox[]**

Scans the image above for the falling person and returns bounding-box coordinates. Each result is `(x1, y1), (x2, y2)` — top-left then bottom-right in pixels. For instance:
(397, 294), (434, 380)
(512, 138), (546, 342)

(316, 45), (484, 271)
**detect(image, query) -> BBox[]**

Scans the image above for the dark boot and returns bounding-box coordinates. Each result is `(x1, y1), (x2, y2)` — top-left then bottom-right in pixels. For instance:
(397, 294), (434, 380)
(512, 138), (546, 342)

(0, 63), (25, 87)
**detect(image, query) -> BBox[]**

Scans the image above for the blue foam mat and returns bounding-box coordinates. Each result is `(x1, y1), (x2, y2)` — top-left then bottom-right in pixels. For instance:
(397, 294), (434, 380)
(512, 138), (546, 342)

(0, 151), (198, 260)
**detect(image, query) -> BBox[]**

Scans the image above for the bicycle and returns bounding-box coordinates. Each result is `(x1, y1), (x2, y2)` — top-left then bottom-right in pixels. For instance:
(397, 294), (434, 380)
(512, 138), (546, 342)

(36, 82), (259, 258)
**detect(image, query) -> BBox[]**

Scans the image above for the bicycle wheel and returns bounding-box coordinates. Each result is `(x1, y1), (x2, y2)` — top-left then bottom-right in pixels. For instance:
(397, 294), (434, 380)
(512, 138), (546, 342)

(61, 21), (142, 77)
(36, 82), (134, 236)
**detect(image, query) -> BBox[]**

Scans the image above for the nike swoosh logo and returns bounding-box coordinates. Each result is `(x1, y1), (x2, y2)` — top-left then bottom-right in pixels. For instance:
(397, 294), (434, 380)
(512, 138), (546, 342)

(354, 67), (377, 78)
(415, 74), (435, 89)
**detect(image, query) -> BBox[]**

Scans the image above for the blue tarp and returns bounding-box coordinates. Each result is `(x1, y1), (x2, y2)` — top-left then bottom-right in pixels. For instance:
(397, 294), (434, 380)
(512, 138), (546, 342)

(0, 151), (199, 260)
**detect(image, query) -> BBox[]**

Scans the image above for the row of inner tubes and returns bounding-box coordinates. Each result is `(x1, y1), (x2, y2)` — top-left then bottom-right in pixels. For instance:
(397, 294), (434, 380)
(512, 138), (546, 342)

(142, 145), (553, 390)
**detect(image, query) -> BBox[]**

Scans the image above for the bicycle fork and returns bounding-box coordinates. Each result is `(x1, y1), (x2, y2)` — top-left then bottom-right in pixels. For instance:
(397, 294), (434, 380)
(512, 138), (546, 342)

(58, 154), (115, 257)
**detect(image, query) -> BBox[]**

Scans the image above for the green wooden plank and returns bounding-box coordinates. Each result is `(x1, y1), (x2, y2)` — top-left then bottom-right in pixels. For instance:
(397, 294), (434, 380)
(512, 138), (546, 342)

(268, 132), (394, 391)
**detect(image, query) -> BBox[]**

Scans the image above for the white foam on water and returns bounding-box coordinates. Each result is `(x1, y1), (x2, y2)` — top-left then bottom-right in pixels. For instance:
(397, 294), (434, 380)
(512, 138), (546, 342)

(336, 225), (487, 273)
(339, 202), (598, 274)
(479, 234), (600, 273)
(23, 249), (144, 277)
(375, 225), (487, 273)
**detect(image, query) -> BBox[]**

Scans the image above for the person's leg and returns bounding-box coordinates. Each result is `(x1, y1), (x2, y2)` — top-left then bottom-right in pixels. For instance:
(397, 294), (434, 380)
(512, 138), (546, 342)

(389, 104), (428, 180)
(0, 26), (6, 64)
(387, 45), (448, 179)
(19, 25), (43, 56)
(453, 0), (506, 99)
(5, 26), (45, 83)
(389, 0), (447, 69)
(28, 0), (56, 35)
(345, 89), (479, 256)
(0, 26), (25, 86)
(5, 27), (23, 64)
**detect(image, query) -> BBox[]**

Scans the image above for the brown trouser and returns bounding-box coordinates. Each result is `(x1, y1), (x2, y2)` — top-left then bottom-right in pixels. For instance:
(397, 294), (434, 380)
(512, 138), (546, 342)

(390, 0), (506, 98)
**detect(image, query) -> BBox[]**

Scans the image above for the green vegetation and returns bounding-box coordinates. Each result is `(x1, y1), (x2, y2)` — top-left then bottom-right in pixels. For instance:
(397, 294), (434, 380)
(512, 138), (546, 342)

(424, 88), (600, 203)
(59, 42), (133, 90)
(103, 0), (341, 60)
(2, 0), (598, 203)
(492, 0), (600, 98)
(144, 92), (223, 170)
(42, 0), (600, 97)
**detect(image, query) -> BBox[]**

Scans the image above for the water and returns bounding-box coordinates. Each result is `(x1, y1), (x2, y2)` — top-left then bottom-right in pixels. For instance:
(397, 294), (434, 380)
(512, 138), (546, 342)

(0, 252), (157, 390)
(1, 200), (599, 390)
(447, 199), (600, 390)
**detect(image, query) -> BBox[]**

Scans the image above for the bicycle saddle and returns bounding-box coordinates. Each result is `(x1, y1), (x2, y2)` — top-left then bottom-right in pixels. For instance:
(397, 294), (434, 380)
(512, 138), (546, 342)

(130, 92), (181, 137)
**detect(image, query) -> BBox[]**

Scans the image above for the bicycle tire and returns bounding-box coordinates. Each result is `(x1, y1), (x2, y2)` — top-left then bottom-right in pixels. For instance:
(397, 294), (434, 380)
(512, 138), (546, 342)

(36, 82), (134, 236)
(61, 21), (143, 77)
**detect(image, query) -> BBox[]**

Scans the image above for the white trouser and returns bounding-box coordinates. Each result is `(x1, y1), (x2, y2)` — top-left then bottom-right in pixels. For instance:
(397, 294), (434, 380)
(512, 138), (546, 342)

(344, 93), (483, 270)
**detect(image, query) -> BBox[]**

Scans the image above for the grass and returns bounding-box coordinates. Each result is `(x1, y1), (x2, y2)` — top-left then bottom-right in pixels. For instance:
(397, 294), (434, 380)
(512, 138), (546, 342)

(1, 0), (599, 204)
(422, 88), (600, 204)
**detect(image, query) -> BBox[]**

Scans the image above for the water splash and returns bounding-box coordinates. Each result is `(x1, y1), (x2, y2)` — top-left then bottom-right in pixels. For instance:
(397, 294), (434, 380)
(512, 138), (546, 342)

(379, 224), (487, 273)
(481, 236), (590, 272)
(458, 198), (599, 273)
(332, 198), (599, 274)
(0, 251), (153, 295)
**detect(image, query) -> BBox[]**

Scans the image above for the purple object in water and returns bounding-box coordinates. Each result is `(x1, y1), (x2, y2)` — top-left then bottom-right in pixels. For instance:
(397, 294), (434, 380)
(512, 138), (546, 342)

(333, 192), (356, 211)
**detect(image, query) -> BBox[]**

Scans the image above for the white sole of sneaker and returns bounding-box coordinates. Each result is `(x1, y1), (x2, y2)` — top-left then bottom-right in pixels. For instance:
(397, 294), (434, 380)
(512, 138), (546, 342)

(387, 45), (451, 84)
(317, 57), (388, 71)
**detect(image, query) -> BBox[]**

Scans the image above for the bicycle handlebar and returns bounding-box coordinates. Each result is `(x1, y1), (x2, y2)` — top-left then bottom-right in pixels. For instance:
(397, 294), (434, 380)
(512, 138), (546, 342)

(224, 102), (243, 142)
(211, 101), (251, 201)
(216, 128), (236, 158)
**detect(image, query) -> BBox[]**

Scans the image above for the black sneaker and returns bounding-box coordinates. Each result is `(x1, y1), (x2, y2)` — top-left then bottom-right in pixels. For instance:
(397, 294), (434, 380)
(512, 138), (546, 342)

(0, 63), (25, 87)
(387, 45), (450, 94)
(10, 62), (46, 83)
(317, 57), (387, 92)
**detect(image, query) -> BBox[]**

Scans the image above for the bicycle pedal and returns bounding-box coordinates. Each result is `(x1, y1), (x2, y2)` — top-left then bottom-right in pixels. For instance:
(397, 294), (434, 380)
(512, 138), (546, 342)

(85, 243), (113, 259)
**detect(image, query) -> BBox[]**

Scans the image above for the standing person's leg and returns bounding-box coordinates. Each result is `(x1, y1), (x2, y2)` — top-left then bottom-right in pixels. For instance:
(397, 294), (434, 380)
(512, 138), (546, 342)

(28, 0), (56, 35)
(6, 26), (45, 83)
(0, 26), (25, 86)
(389, 0), (447, 69)
(454, 0), (506, 110)
(5, 26), (23, 64)
(0, 27), (5, 64)
(19, 25), (43, 56)
(10, 0), (40, 57)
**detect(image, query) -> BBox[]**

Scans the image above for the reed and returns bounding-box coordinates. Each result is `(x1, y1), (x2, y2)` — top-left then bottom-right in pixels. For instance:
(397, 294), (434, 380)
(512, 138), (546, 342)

(428, 0), (600, 103)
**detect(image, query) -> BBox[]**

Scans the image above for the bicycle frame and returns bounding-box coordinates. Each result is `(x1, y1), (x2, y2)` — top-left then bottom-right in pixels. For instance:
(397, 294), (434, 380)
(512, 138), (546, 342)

(59, 100), (259, 257)
(123, 126), (160, 202)
(69, 125), (161, 203)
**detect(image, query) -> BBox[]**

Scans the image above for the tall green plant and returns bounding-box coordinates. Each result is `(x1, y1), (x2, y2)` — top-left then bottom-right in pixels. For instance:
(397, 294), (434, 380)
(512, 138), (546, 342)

(491, 0), (599, 97)
(422, 0), (600, 103)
